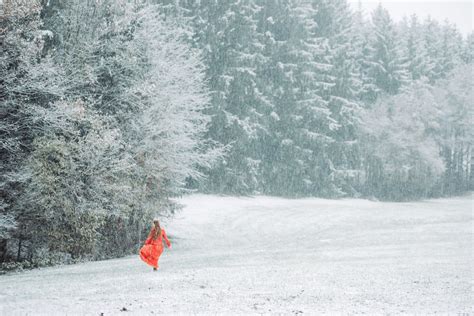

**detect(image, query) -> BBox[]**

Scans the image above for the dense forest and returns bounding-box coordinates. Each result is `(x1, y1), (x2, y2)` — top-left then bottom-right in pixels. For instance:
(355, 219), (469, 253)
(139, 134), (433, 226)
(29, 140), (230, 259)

(1, 0), (472, 269)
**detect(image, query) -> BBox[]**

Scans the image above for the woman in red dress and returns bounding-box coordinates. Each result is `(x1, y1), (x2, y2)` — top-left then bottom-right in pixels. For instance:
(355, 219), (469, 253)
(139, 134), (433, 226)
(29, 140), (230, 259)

(139, 219), (171, 271)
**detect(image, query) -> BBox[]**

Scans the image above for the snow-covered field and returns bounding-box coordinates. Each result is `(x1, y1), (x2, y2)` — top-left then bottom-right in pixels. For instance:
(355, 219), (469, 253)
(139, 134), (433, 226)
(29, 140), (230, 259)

(1, 194), (472, 315)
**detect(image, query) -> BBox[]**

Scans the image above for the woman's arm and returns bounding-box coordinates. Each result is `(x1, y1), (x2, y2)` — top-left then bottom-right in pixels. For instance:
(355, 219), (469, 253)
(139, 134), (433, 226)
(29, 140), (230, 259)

(162, 229), (171, 248)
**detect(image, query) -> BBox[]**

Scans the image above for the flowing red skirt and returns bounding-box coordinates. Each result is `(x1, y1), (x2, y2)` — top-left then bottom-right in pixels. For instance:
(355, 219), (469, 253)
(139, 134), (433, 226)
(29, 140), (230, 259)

(139, 243), (164, 269)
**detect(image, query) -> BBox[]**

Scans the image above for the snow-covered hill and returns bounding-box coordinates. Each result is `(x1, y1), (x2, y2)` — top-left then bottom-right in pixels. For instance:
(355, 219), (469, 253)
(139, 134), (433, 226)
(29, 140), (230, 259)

(1, 194), (472, 315)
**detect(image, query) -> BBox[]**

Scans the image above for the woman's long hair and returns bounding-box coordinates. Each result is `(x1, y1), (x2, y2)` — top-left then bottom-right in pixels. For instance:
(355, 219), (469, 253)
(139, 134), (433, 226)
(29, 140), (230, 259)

(152, 220), (161, 240)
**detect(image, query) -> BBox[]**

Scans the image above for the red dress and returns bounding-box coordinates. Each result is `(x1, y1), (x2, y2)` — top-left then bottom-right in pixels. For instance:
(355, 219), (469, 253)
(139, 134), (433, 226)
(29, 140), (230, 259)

(139, 227), (171, 269)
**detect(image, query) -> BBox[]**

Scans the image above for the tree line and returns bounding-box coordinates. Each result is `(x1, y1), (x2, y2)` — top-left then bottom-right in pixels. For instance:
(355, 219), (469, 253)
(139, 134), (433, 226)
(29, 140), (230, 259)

(174, 0), (473, 199)
(1, 0), (221, 269)
(1, 0), (472, 269)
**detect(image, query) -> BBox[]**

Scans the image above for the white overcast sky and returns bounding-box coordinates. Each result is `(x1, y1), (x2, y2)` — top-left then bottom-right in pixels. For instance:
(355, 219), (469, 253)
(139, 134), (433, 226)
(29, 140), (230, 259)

(348, 0), (473, 36)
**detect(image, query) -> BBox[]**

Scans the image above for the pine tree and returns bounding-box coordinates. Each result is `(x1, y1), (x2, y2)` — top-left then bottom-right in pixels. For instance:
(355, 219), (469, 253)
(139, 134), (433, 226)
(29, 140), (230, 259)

(422, 16), (444, 82)
(438, 21), (463, 76)
(248, 0), (315, 195)
(398, 15), (435, 81)
(266, 0), (338, 196)
(351, 2), (379, 103)
(254, 0), (363, 197)
(461, 32), (474, 64)
(189, 0), (267, 194)
(309, 0), (364, 196)
(366, 4), (409, 95)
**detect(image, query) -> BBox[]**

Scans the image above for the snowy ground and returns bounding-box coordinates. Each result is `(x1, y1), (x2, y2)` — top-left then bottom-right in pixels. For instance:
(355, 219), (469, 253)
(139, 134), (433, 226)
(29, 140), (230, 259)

(0, 194), (472, 315)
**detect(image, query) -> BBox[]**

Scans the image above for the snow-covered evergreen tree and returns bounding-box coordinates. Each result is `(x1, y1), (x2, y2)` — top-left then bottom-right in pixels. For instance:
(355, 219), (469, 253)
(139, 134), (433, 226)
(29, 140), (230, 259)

(438, 21), (463, 77)
(366, 4), (409, 95)
(461, 32), (474, 64)
(188, 0), (267, 194)
(421, 17), (444, 82)
(309, 0), (364, 196)
(254, 0), (312, 195)
(351, 2), (379, 103)
(254, 0), (339, 196)
(397, 15), (435, 81)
